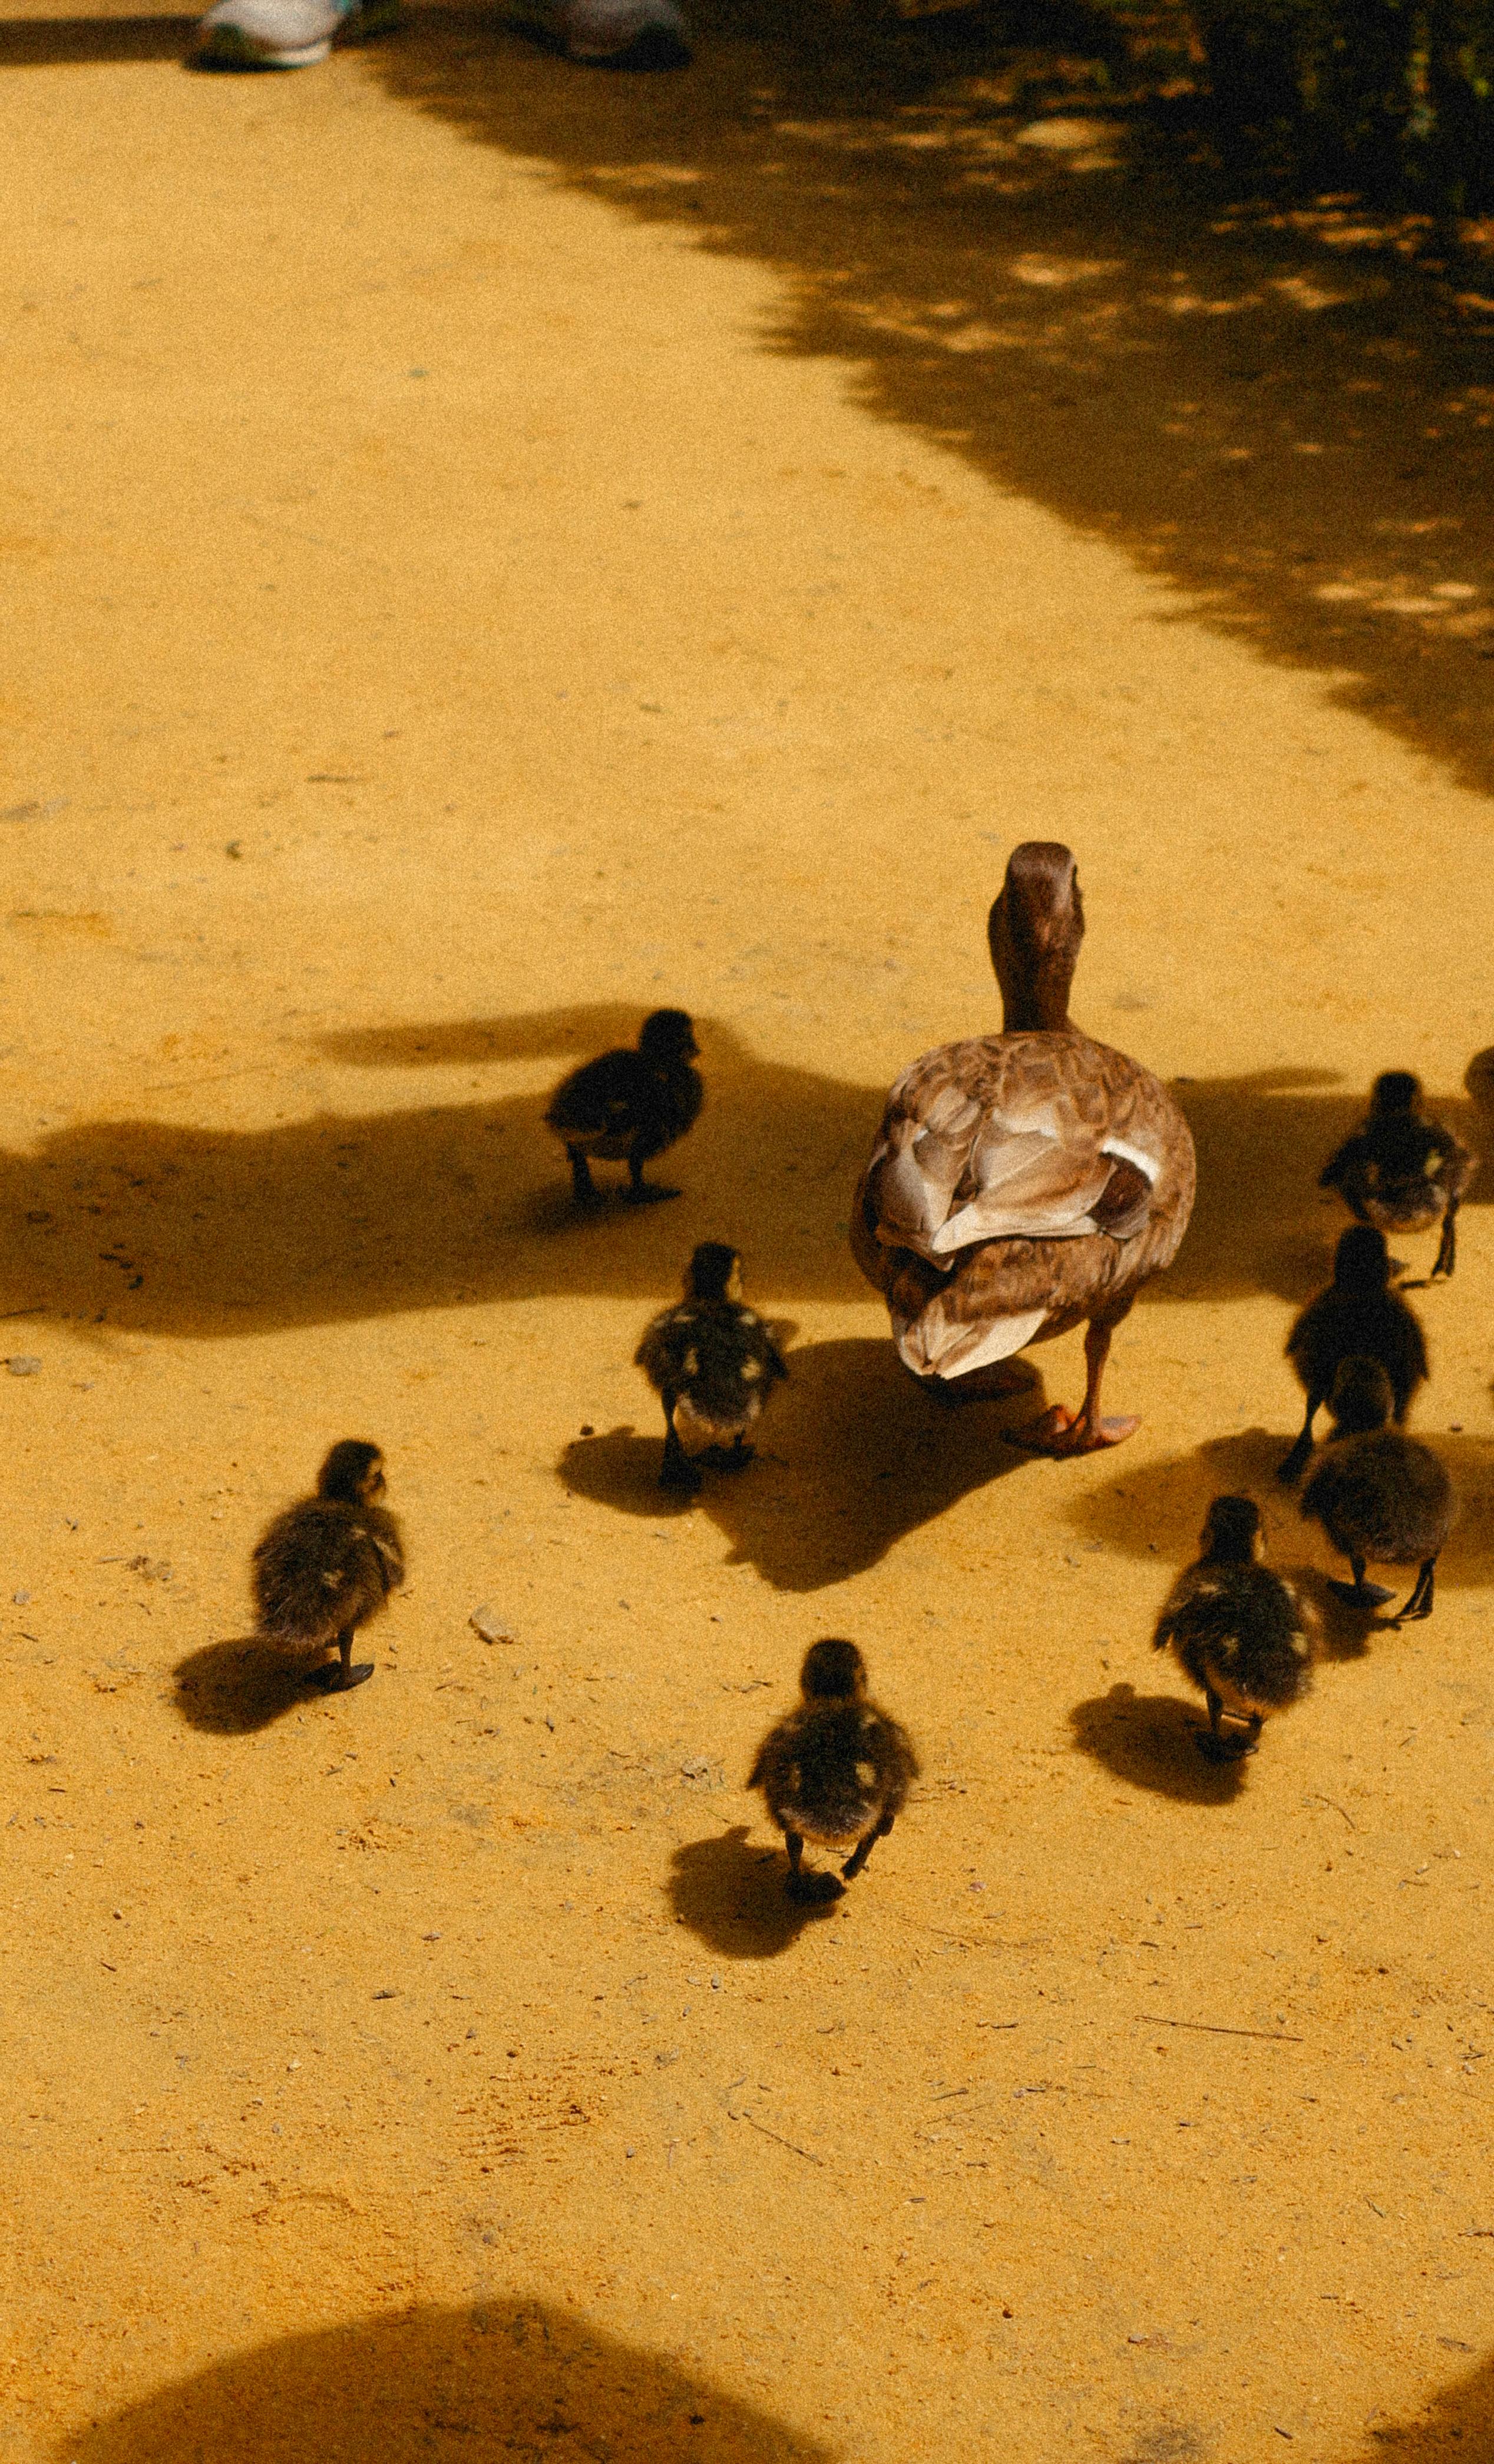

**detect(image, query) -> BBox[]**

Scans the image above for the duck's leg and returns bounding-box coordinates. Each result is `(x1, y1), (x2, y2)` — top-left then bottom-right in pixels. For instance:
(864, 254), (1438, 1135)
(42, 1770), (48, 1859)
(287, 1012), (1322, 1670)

(625, 1137), (680, 1204)
(785, 1829), (842, 1904)
(659, 1391), (702, 1494)
(306, 1627), (376, 1692)
(1432, 1196), (1460, 1279)
(566, 1145), (602, 1208)
(1013, 1318), (1138, 1456)
(1195, 1684), (1229, 1761)
(841, 1811), (894, 1881)
(705, 1432), (755, 1473)
(1327, 1553), (1396, 1608)
(1394, 1556), (1438, 1622)
(1277, 1394), (1323, 1484)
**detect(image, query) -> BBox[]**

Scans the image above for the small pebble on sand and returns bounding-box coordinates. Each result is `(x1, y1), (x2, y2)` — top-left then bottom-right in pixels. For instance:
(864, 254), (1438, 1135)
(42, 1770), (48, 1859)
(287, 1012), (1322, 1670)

(6, 1357), (40, 1377)
(470, 1605), (515, 1644)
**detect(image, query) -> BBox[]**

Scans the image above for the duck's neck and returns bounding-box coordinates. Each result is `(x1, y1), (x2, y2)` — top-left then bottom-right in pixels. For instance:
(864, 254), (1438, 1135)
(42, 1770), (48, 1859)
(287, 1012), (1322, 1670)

(1002, 969), (1075, 1034)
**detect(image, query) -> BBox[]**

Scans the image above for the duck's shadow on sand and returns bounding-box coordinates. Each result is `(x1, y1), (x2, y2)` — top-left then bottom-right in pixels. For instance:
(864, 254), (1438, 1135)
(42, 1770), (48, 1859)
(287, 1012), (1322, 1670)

(1065, 1426), (1494, 1602)
(172, 1639), (323, 1733)
(557, 1335), (1045, 1589)
(668, 1824), (844, 1956)
(57, 2296), (837, 2464)
(1069, 1684), (1250, 1804)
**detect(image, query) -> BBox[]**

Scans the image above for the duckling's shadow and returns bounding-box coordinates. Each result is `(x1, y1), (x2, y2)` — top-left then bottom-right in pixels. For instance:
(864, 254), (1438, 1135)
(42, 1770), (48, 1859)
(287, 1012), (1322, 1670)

(1067, 1426), (1494, 1596)
(172, 1639), (318, 1733)
(667, 1825), (844, 1956)
(1069, 1684), (1249, 1805)
(557, 1338), (1046, 1590)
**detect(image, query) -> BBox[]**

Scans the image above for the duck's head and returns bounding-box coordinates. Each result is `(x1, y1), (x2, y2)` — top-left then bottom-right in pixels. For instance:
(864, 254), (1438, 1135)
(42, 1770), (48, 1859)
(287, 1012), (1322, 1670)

(1333, 1225), (1394, 1293)
(1327, 1356), (1394, 1437)
(1371, 1070), (1422, 1117)
(318, 1440), (387, 1506)
(800, 1638), (867, 1701)
(640, 1008), (699, 1064)
(987, 842), (1083, 1033)
(687, 1241), (742, 1302)
(1200, 1494), (1261, 1563)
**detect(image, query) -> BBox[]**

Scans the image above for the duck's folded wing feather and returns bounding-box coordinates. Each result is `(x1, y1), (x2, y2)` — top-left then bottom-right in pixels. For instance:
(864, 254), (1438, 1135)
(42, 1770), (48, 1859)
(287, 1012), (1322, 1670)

(869, 1040), (1162, 1264)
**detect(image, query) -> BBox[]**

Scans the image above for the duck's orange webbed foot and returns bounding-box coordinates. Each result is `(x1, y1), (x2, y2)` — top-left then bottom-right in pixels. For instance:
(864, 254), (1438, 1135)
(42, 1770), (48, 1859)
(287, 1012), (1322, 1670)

(1009, 1405), (1140, 1456)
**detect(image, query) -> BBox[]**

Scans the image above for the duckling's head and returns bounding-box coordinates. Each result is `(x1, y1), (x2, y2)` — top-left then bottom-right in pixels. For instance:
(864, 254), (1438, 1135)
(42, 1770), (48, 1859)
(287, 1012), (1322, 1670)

(1328, 1356), (1394, 1436)
(318, 1440), (386, 1505)
(1200, 1494), (1261, 1563)
(639, 1008), (699, 1064)
(1371, 1070), (1421, 1116)
(1333, 1224), (1393, 1293)
(987, 842), (1083, 1033)
(687, 1242), (742, 1302)
(800, 1638), (867, 1701)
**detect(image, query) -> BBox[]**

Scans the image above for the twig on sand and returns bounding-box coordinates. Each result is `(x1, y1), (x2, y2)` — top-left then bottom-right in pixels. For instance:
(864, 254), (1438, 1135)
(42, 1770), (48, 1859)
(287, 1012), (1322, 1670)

(733, 2110), (822, 2164)
(1140, 2016), (1303, 2044)
(1306, 1792), (1358, 1831)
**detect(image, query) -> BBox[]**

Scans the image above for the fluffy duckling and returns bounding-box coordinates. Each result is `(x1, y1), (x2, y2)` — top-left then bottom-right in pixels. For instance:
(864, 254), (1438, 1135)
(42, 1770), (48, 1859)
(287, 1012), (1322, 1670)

(748, 1639), (919, 1903)
(1153, 1496), (1314, 1761)
(1278, 1226), (1427, 1482)
(1320, 1071), (1475, 1281)
(1300, 1358), (1454, 1621)
(634, 1242), (788, 1492)
(251, 1441), (404, 1692)
(545, 1008), (702, 1207)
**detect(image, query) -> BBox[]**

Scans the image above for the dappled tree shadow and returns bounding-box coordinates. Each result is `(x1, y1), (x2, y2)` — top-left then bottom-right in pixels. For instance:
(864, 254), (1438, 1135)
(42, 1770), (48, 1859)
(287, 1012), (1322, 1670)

(0, 997), (1481, 1337)
(558, 1335), (1042, 1588)
(362, 0), (1494, 801)
(59, 2297), (838, 2463)
(0, 11), (194, 61)
(667, 1821), (842, 1955)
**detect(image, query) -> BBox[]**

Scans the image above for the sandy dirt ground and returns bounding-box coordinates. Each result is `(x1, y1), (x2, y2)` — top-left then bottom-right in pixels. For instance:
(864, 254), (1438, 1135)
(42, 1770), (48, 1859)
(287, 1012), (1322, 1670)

(5, 3), (1494, 2457)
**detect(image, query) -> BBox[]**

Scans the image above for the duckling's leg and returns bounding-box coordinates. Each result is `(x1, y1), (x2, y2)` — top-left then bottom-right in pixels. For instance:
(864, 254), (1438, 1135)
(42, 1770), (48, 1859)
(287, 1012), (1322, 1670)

(566, 1146), (602, 1208)
(305, 1628), (376, 1692)
(785, 1830), (842, 1904)
(1394, 1556), (1438, 1622)
(625, 1140), (680, 1204)
(1014, 1317), (1139, 1456)
(1432, 1197), (1460, 1279)
(658, 1393), (703, 1494)
(703, 1433), (755, 1474)
(841, 1811), (894, 1881)
(1277, 1395), (1323, 1484)
(1194, 1685), (1231, 1761)
(1327, 1555), (1396, 1609)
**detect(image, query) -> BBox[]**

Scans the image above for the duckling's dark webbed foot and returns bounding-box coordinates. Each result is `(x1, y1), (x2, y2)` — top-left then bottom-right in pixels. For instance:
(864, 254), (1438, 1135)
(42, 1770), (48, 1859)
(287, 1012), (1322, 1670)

(1327, 1577), (1396, 1608)
(624, 1182), (681, 1205)
(1391, 1559), (1437, 1623)
(1194, 1725), (1256, 1762)
(305, 1661), (375, 1692)
(786, 1868), (844, 1905)
(701, 1439), (754, 1473)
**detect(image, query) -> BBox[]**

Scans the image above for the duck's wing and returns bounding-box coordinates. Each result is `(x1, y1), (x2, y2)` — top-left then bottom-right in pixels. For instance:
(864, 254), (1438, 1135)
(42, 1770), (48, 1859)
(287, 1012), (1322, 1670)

(865, 1034), (1181, 1262)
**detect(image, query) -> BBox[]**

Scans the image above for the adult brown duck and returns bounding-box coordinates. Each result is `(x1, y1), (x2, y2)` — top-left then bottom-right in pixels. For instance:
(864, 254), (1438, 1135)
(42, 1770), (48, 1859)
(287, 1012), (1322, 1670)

(850, 842), (1196, 1455)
